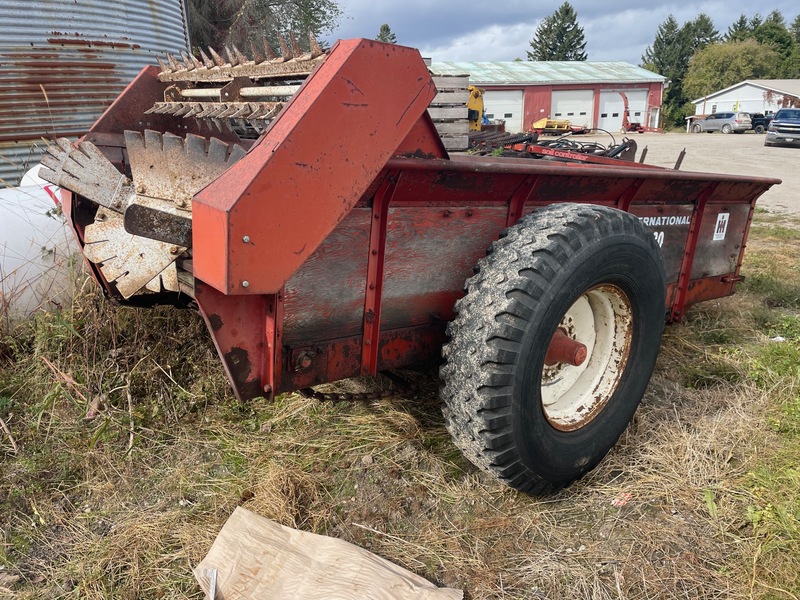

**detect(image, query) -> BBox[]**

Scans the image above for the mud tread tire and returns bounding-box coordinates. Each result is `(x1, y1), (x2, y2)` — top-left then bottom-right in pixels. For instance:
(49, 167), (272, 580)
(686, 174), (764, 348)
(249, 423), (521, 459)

(440, 204), (666, 495)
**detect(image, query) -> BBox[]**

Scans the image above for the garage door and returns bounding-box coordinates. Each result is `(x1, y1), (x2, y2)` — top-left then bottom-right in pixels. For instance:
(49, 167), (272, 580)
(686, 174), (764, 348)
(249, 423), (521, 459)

(551, 90), (593, 128)
(598, 90), (648, 132)
(483, 90), (524, 133)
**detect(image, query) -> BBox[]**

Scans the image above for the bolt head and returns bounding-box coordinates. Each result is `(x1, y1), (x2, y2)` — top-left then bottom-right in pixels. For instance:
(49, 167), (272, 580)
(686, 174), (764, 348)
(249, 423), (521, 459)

(242, 235), (250, 243)
(242, 280), (250, 288)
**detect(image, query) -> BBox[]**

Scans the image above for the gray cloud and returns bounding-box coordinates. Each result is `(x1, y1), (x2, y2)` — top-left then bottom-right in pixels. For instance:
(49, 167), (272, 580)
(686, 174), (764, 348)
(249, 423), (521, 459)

(326, 1), (800, 65)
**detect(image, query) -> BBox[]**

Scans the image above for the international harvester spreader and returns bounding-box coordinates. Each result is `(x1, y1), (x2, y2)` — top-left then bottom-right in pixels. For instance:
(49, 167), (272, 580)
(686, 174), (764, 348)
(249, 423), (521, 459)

(41, 38), (780, 494)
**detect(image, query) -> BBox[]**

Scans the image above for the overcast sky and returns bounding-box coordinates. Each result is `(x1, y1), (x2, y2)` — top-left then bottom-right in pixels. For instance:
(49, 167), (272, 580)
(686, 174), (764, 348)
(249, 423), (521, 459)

(325, 1), (800, 65)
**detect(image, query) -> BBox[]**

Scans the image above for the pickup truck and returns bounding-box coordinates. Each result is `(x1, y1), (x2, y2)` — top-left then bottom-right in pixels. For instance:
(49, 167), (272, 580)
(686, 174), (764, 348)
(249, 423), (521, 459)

(764, 108), (800, 147)
(749, 113), (774, 134)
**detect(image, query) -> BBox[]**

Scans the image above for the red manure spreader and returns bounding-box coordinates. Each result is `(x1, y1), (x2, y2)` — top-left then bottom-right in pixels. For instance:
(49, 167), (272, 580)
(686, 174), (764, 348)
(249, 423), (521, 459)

(41, 39), (779, 494)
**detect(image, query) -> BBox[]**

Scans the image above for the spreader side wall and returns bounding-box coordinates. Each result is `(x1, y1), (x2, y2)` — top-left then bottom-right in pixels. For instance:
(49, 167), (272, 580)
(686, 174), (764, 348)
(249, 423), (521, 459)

(273, 159), (772, 395)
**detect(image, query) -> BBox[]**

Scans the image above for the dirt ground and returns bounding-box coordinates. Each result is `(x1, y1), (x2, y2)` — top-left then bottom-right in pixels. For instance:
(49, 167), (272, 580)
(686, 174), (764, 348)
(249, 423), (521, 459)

(586, 131), (798, 214)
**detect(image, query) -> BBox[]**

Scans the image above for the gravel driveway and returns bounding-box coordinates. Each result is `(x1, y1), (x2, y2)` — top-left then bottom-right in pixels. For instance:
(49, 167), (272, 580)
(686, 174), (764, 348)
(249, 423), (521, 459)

(576, 131), (797, 214)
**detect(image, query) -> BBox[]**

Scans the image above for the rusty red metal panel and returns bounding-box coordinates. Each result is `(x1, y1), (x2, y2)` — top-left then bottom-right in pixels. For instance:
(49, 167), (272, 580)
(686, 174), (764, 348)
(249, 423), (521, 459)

(393, 111), (449, 158)
(377, 323), (447, 370)
(192, 39), (439, 295)
(195, 280), (277, 401)
(282, 210), (371, 345)
(669, 183), (718, 321)
(628, 204), (693, 282)
(690, 203), (751, 280)
(280, 324), (446, 395)
(85, 66), (238, 143)
(361, 174), (397, 375)
(281, 337), (363, 393)
(381, 206), (508, 329)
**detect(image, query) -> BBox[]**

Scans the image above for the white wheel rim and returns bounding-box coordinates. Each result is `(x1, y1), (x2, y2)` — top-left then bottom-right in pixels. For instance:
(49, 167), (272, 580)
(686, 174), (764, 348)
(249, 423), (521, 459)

(540, 285), (633, 431)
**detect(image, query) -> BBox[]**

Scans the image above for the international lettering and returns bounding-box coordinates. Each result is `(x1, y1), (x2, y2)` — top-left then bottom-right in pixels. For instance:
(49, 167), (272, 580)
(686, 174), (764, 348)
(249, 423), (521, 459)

(639, 215), (691, 227)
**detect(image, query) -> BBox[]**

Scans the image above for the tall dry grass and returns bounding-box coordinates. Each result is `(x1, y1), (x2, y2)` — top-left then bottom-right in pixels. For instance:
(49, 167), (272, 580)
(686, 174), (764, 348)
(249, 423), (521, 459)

(1, 215), (800, 599)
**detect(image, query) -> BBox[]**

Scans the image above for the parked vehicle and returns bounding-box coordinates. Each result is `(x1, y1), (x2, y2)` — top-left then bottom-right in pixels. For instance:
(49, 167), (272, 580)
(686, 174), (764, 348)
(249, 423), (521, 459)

(765, 108), (800, 147)
(748, 113), (774, 134)
(691, 112), (751, 134)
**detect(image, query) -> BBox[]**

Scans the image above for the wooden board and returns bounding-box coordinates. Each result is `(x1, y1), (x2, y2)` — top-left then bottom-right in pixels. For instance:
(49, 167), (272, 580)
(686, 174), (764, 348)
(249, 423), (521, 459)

(430, 90), (470, 105)
(428, 106), (468, 120)
(433, 121), (470, 135)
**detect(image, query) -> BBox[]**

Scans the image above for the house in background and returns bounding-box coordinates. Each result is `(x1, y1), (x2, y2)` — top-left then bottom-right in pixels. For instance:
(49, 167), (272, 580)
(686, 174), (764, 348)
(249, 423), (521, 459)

(429, 61), (666, 133)
(691, 80), (800, 116)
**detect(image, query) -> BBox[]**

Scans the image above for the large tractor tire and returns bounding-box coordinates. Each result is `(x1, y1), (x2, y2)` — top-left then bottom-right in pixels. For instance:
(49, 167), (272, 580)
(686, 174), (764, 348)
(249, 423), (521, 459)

(441, 204), (666, 494)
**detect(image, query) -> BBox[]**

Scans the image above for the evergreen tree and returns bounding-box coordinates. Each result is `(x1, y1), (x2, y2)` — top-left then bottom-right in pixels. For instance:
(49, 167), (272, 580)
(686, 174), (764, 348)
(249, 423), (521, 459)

(764, 10), (786, 28)
(641, 15), (683, 78)
(527, 2), (587, 61)
(725, 14), (752, 42)
(641, 14), (720, 127)
(684, 13), (719, 51)
(376, 24), (397, 44)
(792, 14), (800, 44)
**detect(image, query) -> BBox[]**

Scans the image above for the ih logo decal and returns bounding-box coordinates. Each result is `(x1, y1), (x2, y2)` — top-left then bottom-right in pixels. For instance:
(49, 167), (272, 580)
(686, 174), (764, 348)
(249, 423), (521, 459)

(713, 212), (729, 241)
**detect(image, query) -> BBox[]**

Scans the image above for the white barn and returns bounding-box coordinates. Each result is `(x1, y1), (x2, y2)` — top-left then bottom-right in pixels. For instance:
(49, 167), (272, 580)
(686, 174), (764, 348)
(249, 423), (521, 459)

(691, 79), (800, 116)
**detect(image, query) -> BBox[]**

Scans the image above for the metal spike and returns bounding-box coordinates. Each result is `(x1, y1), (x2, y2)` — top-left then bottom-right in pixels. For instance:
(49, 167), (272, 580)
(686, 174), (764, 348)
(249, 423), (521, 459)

(250, 41), (265, 64)
(184, 103), (205, 118)
(174, 103), (196, 117)
(224, 45), (238, 66)
(155, 103), (175, 114)
(290, 33), (302, 59)
(231, 44), (249, 65)
(217, 105), (241, 118)
(249, 102), (278, 120)
(195, 104), (218, 119)
(209, 46), (227, 67)
(309, 33), (323, 58)
(180, 51), (194, 70)
(190, 53), (204, 70)
(278, 34), (292, 60)
(167, 53), (182, 71)
(229, 105), (253, 119)
(199, 48), (215, 68)
(206, 104), (230, 118)
(262, 36), (277, 60)
(157, 56), (170, 73)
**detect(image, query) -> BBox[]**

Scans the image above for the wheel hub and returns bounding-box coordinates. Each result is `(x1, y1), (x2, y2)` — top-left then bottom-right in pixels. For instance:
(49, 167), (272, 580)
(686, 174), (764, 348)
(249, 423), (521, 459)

(540, 285), (633, 431)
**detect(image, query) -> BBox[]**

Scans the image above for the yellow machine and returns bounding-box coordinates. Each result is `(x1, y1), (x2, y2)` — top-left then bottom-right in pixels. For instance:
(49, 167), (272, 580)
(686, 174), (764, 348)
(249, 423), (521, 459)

(466, 85), (484, 131)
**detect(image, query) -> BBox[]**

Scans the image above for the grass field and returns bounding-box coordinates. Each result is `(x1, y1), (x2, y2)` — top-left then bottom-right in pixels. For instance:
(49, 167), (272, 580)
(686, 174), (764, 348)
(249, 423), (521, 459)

(2, 212), (800, 599)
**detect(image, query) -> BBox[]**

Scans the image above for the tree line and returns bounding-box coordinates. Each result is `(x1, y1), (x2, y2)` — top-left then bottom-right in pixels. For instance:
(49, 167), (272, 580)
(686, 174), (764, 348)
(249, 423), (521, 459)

(643, 11), (800, 126)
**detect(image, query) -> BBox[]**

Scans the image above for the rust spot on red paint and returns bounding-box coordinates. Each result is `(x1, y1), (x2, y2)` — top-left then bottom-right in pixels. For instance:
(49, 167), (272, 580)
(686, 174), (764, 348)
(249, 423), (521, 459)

(209, 314), (224, 331)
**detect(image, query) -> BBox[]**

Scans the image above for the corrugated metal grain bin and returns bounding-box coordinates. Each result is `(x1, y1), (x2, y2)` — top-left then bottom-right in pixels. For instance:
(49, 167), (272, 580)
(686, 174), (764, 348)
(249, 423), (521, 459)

(0, 0), (189, 185)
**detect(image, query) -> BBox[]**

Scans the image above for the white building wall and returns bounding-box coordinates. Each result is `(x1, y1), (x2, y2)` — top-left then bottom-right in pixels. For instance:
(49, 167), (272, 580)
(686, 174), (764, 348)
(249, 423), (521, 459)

(694, 84), (783, 115)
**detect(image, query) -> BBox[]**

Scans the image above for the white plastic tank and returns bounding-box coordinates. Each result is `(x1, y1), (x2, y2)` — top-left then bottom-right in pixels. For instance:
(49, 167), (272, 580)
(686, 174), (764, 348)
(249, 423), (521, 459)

(0, 167), (79, 325)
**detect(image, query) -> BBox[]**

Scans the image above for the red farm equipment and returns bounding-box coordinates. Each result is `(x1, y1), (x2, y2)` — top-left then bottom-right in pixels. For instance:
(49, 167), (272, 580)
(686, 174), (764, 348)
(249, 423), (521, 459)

(41, 38), (780, 495)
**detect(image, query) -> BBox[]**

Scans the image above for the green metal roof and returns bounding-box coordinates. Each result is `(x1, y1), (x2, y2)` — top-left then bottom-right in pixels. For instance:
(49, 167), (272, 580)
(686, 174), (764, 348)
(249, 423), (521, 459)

(429, 61), (665, 86)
